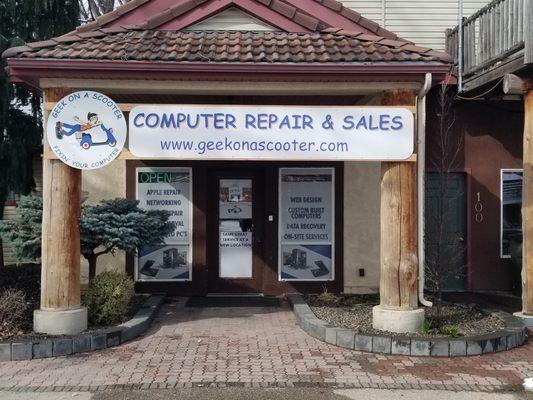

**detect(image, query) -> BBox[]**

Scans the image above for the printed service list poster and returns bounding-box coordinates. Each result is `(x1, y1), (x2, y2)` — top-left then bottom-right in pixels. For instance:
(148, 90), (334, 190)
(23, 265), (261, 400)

(219, 179), (253, 279)
(279, 168), (334, 280)
(136, 167), (192, 281)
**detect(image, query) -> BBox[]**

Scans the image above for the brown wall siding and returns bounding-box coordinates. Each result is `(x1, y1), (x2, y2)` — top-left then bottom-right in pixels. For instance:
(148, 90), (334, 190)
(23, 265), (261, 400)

(427, 89), (523, 291)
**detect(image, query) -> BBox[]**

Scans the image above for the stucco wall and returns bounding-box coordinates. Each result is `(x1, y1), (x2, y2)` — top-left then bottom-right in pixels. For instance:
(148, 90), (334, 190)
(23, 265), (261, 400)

(81, 160), (127, 281)
(343, 162), (381, 294)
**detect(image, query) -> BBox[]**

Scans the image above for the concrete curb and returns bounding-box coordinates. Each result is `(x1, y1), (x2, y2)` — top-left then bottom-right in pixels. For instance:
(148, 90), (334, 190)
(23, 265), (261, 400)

(287, 293), (527, 357)
(0, 294), (164, 361)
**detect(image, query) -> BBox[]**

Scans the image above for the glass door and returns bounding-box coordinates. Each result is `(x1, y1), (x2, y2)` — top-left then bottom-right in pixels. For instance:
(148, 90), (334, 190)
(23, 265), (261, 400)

(219, 179), (253, 278)
(208, 170), (264, 293)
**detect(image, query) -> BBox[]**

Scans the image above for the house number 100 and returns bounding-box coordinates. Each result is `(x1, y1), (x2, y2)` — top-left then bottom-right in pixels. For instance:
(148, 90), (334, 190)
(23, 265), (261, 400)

(474, 192), (483, 223)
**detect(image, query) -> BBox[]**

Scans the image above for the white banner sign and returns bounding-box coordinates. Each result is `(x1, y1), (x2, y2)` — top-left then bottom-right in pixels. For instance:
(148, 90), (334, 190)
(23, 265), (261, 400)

(129, 105), (414, 161)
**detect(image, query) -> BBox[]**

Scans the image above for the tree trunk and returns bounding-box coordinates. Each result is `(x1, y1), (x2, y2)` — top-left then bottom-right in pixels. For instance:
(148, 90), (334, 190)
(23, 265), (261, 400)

(0, 195), (6, 269)
(88, 255), (97, 281)
(0, 237), (4, 269)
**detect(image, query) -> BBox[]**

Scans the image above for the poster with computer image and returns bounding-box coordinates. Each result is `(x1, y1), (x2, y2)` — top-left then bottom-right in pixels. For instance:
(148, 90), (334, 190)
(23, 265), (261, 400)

(279, 168), (334, 281)
(136, 167), (193, 281)
(280, 244), (332, 280)
(137, 245), (190, 281)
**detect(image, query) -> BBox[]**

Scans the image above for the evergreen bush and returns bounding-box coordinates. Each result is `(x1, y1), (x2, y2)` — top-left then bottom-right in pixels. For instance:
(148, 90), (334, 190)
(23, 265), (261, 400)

(0, 195), (42, 261)
(0, 195), (174, 280)
(83, 271), (135, 326)
(0, 288), (29, 336)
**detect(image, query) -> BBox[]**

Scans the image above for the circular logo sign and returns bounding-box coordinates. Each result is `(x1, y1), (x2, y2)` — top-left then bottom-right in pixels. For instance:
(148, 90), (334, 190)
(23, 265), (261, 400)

(47, 91), (127, 170)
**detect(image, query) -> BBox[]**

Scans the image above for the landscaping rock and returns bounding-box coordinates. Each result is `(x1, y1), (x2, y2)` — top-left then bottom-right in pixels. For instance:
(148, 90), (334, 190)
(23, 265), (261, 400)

(32, 341), (52, 359)
(506, 333), (519, 350)
(336, 329), (355, 349)
(482, 339), (494, 354)
(307, 319), (327, 340)
(354, 334), (373, 352)
(53, 339), (73, 357)
(0, 343), (11, 361)
(289, 293), (526, 357)
(492, 336), (507, 352)
(91, 334), (106, 351)
(325, 327), (339, 345)
(449, 340), (467, 356)
(411, 339), (430, 356)
(11, 342), (32, 360)
(73, 336), (91, 354)
(106, 330), (121, 347)
(392, 338), (411, 355)
(430, 340), (449, 357)
(372, 336), (391, 354)
(466, 340), (483, 356)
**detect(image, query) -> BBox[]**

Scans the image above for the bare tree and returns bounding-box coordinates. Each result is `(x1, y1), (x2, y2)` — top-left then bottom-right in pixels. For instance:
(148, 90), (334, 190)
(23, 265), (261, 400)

(424, 75), (467, 307)
(79, 0), (131, 22)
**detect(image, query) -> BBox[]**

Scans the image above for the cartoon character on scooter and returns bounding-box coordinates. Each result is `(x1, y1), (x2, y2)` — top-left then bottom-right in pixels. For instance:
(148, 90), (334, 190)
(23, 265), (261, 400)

(55, 113), (117, 150)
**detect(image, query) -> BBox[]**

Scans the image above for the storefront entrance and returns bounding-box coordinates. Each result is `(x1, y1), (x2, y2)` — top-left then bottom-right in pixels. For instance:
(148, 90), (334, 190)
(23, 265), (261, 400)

(207, 169), (265, 294)
(128, 161), (344, 296)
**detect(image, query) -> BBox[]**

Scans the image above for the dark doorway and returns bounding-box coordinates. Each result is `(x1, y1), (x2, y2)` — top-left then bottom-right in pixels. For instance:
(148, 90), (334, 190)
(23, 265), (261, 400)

(425, 172), (468, 291)
(207, 168), (265, 293)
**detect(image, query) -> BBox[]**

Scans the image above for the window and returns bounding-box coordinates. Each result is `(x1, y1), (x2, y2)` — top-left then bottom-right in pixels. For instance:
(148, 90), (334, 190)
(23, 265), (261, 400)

(278, 168), (335, 281)
(135, 167), (193, 281)
(501, 169), (523, 258)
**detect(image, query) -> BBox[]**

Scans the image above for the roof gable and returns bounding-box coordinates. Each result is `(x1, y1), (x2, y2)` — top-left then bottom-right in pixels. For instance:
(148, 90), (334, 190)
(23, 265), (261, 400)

(75, 0), (400, 40)
(186, 7), (276, 31)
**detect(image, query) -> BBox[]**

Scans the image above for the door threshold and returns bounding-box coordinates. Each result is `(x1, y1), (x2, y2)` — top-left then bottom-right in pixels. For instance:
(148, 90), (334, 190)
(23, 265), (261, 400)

(206, 293), (264, 298)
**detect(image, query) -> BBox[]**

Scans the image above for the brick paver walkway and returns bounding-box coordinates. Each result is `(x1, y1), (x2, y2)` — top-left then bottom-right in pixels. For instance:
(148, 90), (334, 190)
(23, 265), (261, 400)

(0, 299), (532, 392)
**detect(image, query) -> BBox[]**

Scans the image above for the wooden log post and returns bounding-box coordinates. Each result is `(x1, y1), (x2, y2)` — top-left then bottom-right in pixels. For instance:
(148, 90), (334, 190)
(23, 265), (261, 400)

(521, 82), (533, 320)
(372, 90), (424, 333)
(34, 88), (87, 335)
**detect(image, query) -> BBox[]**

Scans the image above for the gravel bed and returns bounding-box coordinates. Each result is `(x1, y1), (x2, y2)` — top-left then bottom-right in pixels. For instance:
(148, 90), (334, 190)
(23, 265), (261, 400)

(306, 294), (505, 338)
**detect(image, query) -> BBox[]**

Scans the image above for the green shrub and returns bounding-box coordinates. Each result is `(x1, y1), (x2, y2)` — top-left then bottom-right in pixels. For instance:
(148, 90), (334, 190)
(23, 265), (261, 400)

(83, 271), (135, 326)
(438, 326), (460, 338)
(0, 289), (29, 335)
(422, 319), (433, 335)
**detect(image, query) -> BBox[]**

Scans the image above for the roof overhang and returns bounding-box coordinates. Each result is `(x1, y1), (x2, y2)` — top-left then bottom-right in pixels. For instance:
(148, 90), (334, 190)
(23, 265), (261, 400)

(7, 58), (452, 91)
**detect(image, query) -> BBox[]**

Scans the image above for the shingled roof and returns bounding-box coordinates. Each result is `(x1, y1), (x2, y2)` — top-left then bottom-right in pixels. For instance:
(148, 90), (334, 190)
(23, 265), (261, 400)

(3, 29), (452, 64)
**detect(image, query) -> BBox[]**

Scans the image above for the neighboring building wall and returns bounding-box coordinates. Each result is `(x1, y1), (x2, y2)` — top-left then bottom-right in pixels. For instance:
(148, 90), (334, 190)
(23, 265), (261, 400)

(426, 89), (524, 291)
(2, 205), (19, 264)
(187, 2), (492, 51)
(343, 162), (381, 294)
(81, 160), (127, 281)
(343, 0), (491, 50)
(2, 156), (43, 265)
